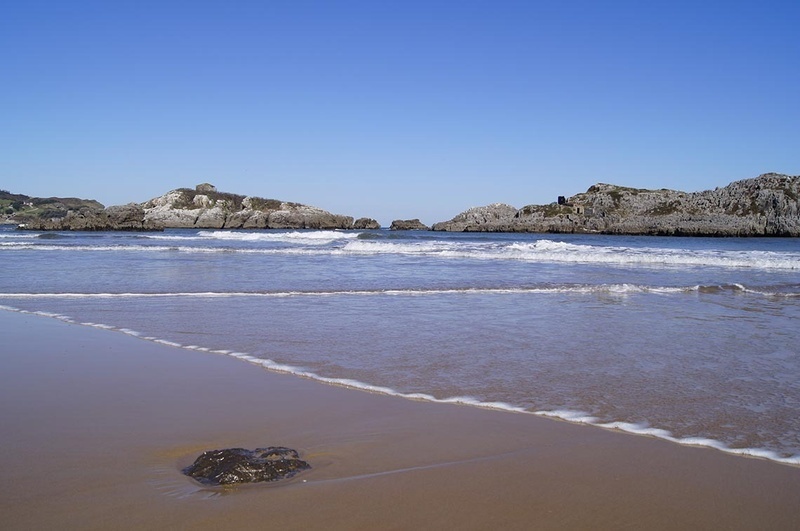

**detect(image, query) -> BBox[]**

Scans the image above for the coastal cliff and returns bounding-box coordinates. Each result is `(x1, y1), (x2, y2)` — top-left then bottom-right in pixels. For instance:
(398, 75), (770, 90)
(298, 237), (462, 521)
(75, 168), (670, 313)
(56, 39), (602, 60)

(432, 173), (800, 236)
(6, 183), (379, 231)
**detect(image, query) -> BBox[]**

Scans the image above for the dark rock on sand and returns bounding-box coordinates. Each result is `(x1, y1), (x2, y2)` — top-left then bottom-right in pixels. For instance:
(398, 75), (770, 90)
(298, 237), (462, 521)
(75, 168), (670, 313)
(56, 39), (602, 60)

(183, 446), (310, 486)
(390, 218), (430, 231)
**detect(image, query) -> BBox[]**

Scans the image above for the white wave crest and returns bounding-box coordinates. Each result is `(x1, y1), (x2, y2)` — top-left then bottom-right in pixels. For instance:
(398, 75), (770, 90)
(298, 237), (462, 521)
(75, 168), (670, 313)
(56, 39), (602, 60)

(502, 240), (800, 270)
(3, 235), (797, 270)
(0, 284), (699, 300)
(199, 230), (358, 244)
(0, 233), (41, 239)
(335, 238), (800, 270)
(339, 240), (453, 254)
(536, 409), (800, 466)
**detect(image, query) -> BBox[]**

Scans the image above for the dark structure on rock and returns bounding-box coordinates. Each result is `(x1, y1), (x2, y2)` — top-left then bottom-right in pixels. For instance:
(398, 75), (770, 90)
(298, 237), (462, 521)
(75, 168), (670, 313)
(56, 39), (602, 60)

(183, 446), (310, 486)
(431, 173), (800, 236)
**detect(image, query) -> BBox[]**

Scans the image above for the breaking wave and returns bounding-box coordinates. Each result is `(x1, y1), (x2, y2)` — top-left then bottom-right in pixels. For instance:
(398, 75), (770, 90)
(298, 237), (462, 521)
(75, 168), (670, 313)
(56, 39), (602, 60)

(4, 236), (795, 270)
(340, 239), (800, 269)
(196, 230), (360, 244)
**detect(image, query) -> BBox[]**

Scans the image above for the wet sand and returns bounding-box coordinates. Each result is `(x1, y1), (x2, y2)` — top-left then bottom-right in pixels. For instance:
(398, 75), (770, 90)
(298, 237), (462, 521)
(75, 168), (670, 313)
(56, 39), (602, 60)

(2, 310), (800, 530)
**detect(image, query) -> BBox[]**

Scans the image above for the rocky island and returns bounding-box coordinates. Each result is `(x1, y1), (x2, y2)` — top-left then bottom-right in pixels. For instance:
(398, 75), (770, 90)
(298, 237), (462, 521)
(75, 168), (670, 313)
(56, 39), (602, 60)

(432, 173), (800, 236)
(5, 173), (800, 236)
(4, 183), (380, 231)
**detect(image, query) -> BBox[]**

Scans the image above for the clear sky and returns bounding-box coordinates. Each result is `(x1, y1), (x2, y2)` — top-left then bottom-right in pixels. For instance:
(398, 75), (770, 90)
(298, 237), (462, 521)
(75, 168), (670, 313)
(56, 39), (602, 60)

(2, 0), (799, 225)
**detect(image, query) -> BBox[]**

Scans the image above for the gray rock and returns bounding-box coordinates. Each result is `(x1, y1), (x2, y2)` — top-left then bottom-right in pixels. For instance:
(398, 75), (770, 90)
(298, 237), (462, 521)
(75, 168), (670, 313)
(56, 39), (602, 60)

(390, 218), (430, 231)
(21, 202), (161, 231)
(353, 217), (381, 229)
(141, 190), (200, 228)
(241, 210), (270, 229)
(431, 203), (517, 232)
(104, 203), (162, 231)
(266, 204), (354, 229)
(183, 446), (310, 486)
(194, 202), (231, 229)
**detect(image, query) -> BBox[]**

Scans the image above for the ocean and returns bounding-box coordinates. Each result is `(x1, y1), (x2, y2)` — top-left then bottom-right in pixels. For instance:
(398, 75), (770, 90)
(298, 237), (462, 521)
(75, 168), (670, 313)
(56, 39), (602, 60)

(2, 225), (799, 465)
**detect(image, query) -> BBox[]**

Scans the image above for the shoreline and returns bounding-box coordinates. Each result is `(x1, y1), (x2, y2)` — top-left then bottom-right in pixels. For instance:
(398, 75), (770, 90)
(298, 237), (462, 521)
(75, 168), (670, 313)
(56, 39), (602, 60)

(2, 309), (800, 529)
(5, 304), (799, 468)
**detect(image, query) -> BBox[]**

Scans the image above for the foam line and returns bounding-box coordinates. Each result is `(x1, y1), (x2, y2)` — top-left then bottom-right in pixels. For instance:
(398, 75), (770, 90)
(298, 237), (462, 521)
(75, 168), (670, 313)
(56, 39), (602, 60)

(3, 283), (797, 300)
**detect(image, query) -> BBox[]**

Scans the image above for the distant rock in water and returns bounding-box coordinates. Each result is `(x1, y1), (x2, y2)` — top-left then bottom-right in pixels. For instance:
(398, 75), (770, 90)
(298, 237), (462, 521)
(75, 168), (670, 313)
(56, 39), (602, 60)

(183, 446), (310, 486)
(432, 173), (800, 236)
(353, 217), (381, 229)
(390, 218), (430, 231)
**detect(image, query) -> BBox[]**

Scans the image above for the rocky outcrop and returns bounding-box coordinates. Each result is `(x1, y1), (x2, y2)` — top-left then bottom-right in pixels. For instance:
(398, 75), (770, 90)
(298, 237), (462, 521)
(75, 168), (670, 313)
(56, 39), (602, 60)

(432, 173), (800, 236)
(12, 183), (365, 230)
(390, 218), (430, 231)
(353, 217), (381, 229)
(431, 203), (518, 232)
(141, 184), (356, 230)
(2, 191), (109, 229)
(105, 203), (162, 230)
(16, 202), (160, 231)
(183, 447), (310, 486)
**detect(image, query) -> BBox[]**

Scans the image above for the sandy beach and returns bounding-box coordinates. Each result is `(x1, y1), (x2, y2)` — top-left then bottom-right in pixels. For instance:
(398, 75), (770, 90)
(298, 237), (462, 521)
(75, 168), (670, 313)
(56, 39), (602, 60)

(2, 309), (800, 530)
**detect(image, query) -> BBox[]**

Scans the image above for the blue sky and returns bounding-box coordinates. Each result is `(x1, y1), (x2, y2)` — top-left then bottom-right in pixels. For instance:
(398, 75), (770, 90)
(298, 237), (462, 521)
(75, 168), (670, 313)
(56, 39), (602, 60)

(2, 0), (798, 225)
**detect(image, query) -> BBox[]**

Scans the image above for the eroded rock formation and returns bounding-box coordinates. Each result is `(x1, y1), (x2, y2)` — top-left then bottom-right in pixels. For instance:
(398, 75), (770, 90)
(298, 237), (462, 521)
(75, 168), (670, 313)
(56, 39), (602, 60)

(12, 183), (362, 231)
(141, 185), (355, 229)
(432, 173), (800, 236)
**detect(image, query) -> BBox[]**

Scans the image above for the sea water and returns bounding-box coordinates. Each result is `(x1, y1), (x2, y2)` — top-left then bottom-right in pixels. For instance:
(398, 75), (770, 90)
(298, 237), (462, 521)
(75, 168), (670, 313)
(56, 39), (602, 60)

(2, 225), (799, 464)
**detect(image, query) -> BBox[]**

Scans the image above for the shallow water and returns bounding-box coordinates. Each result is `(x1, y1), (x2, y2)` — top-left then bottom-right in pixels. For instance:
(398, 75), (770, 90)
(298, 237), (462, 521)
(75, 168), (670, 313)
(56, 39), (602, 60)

(2, 225), (799, 463)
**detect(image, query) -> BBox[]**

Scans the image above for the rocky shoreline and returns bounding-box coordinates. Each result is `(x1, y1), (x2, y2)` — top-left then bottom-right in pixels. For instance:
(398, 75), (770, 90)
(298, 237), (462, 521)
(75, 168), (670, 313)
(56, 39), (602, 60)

(4, 173), (799, 235)
(432, 173), (800, 236)
(4, 183), (379, 231)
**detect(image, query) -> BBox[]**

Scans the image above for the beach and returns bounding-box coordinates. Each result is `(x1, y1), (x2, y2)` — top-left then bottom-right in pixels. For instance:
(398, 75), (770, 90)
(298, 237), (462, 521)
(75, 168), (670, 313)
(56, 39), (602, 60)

(2, 309), (800, 530)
